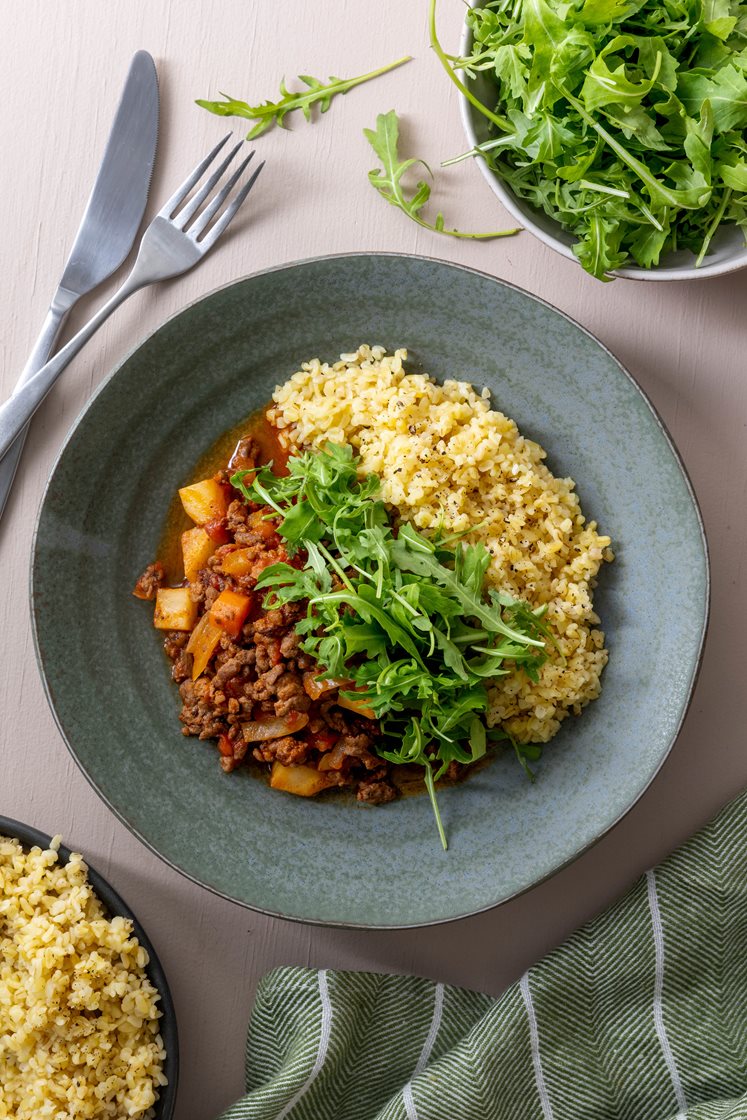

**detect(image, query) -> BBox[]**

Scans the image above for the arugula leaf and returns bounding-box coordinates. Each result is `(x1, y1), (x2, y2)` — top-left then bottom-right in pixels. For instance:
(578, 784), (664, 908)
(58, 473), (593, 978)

(364, 111), (521, 240)
(234, 444), (549, 849)
(429, 0), (747, 278)
(197, 57), (411, 139)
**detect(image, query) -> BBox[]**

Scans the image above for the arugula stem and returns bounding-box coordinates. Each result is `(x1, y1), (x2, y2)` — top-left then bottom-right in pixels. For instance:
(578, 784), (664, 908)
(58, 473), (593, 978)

(428, 0), (510, 133)
(554, 82), (693, 210)
(696, 188), (731, 266)
(316, 541), (355, 592)
(424, 764), (448, 851)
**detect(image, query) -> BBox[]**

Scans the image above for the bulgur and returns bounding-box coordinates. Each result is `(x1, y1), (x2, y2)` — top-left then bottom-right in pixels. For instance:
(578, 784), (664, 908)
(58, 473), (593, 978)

(270, 344), (613, 744)
(0, 834), (166, 1120)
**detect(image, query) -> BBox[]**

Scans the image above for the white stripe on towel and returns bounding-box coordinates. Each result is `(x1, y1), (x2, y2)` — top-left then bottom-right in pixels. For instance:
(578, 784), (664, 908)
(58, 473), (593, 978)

(646, 870), (688, 1116)
(403, 982), (445, 1120)
(275, 969), (333, 1120)
(520, 971), (554, 1120)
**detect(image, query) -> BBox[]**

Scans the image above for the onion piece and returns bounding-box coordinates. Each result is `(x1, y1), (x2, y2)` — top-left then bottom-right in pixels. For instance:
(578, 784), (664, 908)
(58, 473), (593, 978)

(241, 712), (309, 742)
(270, 761), (331, 796)
(302, 673), (352, 700)
(186, 612), (223, 679)
(336, 691), (376, 721)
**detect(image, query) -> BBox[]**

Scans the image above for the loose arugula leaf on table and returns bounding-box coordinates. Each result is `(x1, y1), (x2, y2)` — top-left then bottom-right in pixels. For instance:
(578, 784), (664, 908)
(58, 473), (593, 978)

(197, 57), (411, 139)
(232, 444), (549, 849)
(429, 0), (747, 278)
(364, 110), (521, 240)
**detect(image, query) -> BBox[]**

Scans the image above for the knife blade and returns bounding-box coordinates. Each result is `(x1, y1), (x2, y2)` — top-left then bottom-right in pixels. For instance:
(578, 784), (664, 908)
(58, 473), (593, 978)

(0, 49), (159, 522)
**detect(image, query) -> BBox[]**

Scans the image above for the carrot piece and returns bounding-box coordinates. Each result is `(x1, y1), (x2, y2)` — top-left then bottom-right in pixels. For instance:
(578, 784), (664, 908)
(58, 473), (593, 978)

(209, 589), (253, 639)
(217, 733), (234, 757)
(218, 548), (255, 578)
(248, 510), (280, 540)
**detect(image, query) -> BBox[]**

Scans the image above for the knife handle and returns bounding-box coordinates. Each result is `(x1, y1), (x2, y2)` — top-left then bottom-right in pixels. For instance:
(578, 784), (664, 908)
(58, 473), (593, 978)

(0, 278), (141, 466)
(0, 289), (78, 523)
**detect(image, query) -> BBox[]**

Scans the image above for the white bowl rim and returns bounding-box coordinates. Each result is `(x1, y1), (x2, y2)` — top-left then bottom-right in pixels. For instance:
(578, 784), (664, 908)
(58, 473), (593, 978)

(457, 4), (747, 282)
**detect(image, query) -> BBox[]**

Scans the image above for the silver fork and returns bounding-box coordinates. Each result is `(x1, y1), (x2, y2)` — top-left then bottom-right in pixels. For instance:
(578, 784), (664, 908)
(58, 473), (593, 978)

(0, 134), (263, 462)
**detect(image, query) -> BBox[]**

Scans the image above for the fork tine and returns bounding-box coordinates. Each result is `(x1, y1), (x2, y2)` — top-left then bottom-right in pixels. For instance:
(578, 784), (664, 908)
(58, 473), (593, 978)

(196, 161), (265, 249)
(189, 151), (256, 238)
(157, 133), (232, 219)
(175, 142), (244, 229)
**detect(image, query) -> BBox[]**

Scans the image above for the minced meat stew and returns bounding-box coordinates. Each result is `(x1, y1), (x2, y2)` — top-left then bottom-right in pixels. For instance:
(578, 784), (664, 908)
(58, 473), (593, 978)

(134, 430), (398, 805)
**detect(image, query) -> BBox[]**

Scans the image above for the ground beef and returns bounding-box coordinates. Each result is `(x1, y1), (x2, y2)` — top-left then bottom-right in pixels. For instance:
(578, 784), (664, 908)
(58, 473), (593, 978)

(356, 777), (398, 804)
(171, 650), (192, 683)
(336, 731), (381, 770)
(152, 430), (397, 805)
(253, 735), (311, 766)
(444, 760), (467, 783)
(228, 437), (258, 472)
(132, 562), (166, 600)
(163, 631), (188, 658)
(273, 672), (310, 717)
(211, 649), (255, 689)
(178, 678), (227, 740)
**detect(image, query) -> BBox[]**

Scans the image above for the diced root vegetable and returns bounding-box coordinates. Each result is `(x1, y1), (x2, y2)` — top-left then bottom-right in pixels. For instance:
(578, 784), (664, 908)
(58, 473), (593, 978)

(178, 478), (229, 526)
(248, 510), (280, 540)
(241, 713), (309, 742)
(336, 691), (376, 721)
(270, 761), (332, 797)
(186, 612), (224, 679)
(302, 673), (352, 700)
(218, 548), (255, 578)
(209, 589), (253, 639)
(181, 527), (215, 581)
(153, 588), (198, 631)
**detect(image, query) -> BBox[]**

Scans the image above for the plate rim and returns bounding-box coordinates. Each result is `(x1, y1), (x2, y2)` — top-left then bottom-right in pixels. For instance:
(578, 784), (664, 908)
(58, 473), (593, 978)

(29, 250), (711, 929)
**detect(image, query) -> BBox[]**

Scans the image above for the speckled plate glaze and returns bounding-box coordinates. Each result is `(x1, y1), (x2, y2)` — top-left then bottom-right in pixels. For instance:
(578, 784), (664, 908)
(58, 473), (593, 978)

(31, 253), (709, 928)
(0, 816), (178, 1119)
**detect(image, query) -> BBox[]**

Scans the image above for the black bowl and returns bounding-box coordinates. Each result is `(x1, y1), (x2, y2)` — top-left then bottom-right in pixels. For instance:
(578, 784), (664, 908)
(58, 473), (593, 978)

(0, 815), (178, 1120)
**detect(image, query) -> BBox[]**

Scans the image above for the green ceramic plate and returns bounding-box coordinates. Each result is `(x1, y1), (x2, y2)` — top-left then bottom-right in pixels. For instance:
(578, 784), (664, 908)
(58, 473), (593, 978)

(31, 254), (708, 928)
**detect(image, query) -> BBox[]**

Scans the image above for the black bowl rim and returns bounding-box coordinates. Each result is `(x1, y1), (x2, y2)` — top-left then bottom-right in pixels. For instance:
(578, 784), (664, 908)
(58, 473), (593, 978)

(0, 814), (179, 1118)
(29, 250), (710, 928)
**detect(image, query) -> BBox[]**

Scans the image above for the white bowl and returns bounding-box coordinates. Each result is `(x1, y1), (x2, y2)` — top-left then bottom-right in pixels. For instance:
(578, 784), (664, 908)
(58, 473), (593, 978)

(458, 9), (747, 281)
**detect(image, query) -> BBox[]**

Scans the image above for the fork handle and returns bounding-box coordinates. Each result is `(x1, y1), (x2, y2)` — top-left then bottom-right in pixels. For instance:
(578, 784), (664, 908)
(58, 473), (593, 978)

(0, 290), (79, 520)
(0, 277), (142, 463)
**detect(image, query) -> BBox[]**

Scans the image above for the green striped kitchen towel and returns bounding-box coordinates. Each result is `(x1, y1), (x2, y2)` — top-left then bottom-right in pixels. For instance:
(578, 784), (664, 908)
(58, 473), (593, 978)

(219, 791), (747, 1119)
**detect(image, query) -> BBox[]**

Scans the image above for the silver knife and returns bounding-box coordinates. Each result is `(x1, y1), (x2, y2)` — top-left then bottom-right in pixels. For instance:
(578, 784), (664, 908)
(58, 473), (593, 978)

(0, 50), (159, 521)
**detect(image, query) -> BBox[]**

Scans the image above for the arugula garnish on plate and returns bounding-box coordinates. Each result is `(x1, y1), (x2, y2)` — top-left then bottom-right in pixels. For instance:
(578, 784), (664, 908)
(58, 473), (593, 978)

(233, 443), (550, 848)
